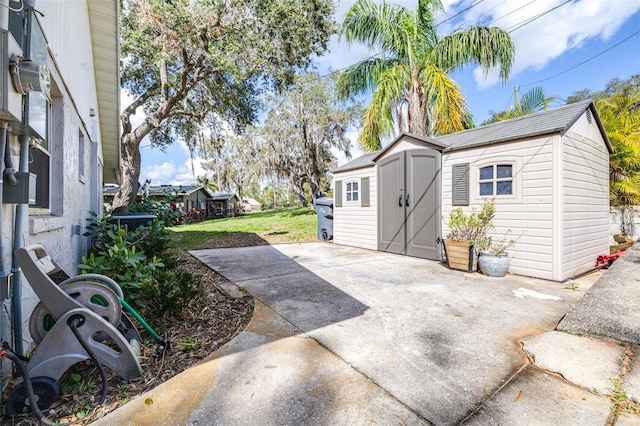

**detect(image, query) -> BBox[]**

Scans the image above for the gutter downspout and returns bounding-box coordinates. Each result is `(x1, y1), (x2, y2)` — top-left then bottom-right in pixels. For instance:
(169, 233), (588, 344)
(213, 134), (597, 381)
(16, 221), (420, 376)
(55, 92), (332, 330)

(11, 134), (30, 357)
(0, 125), (8, 270)
(0, 124), (7, 392)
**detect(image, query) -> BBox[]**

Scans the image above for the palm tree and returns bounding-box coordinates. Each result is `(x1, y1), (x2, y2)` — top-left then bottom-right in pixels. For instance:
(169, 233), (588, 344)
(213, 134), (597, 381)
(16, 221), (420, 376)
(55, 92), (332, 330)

(484, 86), (558, 124)
(596, 94), (640, 206)
(338, 0), (515, 151)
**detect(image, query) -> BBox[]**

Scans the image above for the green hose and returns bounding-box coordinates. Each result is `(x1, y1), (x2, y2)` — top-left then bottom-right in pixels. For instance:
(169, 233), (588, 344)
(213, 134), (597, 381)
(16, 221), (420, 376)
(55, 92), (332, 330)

(117, 297), (162, 342)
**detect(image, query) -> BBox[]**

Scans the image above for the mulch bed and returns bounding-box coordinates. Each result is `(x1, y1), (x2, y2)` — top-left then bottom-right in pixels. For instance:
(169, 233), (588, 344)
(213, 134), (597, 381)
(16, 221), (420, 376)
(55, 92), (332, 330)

(1, 235), (257, 425)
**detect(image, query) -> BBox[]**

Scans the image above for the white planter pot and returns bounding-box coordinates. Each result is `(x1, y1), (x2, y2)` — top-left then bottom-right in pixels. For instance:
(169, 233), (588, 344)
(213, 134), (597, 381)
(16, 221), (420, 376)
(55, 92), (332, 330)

(478, 253), (510, 277)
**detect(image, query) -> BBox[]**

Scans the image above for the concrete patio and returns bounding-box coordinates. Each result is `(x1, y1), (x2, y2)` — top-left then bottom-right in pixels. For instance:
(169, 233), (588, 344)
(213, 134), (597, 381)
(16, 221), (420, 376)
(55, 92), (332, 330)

(93, 242), (640, 425)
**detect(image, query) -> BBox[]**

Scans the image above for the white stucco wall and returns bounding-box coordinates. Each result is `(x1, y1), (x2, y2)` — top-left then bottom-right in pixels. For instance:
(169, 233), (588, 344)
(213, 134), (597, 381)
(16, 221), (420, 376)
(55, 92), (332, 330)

(333, 167), (377, 250)
(39, 0), (100, 133)
(0, 0), (104, 354)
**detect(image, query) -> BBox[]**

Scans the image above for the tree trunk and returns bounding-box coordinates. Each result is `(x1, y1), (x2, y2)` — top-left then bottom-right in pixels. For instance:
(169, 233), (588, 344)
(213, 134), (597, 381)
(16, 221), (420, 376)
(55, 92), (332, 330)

(111, 133), (142, 215)
(294, 190), (308, 207)
(407, 81), (427, 136)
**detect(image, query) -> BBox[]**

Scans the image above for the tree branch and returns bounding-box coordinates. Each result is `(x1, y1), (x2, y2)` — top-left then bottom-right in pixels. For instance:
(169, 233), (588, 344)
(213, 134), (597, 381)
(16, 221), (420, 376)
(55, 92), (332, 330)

(120, 84), (159, 136)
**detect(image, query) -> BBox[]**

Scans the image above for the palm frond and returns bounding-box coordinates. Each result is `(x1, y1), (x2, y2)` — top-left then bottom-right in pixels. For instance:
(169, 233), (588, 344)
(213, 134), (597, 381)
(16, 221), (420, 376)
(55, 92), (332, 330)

(432, 26), (514, 82)
(341, 0), (412, 57)
(422, 65), (468, 135)
(337, 58), (396, 99)
(358, 64), (409, 151)
(518, 86), (558, 115)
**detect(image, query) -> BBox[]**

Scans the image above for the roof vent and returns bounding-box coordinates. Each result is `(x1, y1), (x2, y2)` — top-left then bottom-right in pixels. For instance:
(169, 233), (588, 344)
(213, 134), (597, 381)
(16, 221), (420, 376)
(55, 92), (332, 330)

(586, 108), (592, 124)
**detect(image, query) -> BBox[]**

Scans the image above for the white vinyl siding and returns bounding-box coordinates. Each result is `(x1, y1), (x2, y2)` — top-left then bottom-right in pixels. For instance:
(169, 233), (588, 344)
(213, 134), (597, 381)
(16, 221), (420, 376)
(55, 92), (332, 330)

(561, 118), (610, 280)
(333, 167), (377, 250)
(443, 136), (555, 280)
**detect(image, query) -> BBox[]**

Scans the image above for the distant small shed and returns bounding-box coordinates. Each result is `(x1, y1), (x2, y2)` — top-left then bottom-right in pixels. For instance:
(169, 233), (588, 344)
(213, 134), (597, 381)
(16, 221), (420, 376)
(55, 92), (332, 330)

(208, 192), (241, 218)
(333, 100), (612, 281)
(242, 197), (262, 212)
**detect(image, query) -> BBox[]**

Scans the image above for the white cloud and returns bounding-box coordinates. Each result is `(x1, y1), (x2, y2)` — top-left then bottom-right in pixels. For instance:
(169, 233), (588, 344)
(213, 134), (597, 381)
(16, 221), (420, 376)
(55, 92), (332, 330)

(337, 0), (640, 90)
(462, 0), (640, 89)
(142, 156), (211, 186)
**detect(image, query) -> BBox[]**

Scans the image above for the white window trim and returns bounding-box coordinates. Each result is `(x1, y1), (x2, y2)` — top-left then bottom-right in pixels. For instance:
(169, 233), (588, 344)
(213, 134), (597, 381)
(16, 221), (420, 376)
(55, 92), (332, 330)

(472, 157), (522, 204)
(344, 180), (360, 204)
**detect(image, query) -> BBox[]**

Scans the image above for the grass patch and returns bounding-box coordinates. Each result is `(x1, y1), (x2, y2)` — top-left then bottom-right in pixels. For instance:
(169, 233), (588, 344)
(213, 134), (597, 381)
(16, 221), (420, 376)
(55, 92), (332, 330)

(168, 207), (318, 250)
(610, 378), (640, 416)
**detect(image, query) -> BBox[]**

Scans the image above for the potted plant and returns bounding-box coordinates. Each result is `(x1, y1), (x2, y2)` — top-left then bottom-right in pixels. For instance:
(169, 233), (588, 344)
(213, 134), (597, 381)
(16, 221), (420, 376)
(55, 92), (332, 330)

(443, 199), (495, 272)
(476, 231), (517, 277)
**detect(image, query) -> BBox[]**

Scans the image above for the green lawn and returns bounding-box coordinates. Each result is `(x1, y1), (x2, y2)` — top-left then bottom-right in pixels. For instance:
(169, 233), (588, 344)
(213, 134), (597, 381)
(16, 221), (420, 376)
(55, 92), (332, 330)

(168, 207), (318, 250)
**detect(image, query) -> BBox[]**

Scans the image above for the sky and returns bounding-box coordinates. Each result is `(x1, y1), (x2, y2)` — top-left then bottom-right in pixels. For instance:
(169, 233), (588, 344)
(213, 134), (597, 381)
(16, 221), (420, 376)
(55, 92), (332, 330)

(134, 0), (640, 186)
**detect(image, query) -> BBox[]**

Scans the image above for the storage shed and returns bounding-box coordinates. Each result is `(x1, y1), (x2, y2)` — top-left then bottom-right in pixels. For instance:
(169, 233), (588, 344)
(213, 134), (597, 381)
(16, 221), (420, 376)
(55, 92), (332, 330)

(332, 100), (612, 281)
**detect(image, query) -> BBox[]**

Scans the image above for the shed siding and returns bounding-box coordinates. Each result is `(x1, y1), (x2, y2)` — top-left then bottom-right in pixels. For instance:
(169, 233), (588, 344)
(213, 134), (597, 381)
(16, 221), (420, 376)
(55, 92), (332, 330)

(560, 116), (610, 279)
(386, 139), (433, 156)
(333, 167), (377, 250)
(443, 135), (555, 280)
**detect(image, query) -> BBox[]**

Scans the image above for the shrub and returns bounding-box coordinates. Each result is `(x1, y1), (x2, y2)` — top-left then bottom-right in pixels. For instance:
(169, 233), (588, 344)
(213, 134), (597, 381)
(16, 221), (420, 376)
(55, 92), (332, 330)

(445, 199), (495, 245)
(130, 195), (183, 226)
(80, 211), (204, 329)
(137, 269), (205, 326)
(130, 219), (171, 256)
(84, 211), (170, 258)
(79, 228), (165, 308)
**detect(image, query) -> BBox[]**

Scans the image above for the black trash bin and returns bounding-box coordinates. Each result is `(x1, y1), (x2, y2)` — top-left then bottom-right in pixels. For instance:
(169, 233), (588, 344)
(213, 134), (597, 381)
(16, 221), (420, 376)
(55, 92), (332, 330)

(314, 197), (333, 242)
(109, 214), (157, 231)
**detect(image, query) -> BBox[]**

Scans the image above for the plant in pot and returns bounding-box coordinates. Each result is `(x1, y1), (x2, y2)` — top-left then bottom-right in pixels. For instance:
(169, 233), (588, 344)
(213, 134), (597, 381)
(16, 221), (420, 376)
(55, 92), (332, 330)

(475, 231), (517, 277)
(443, 199), (495, 272)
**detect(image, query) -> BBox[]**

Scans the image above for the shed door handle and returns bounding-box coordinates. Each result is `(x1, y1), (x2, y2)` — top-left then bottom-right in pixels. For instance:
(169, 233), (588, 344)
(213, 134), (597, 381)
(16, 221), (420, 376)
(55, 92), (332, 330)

(405, 194), (410, 206)
(398, 193), (403, 207)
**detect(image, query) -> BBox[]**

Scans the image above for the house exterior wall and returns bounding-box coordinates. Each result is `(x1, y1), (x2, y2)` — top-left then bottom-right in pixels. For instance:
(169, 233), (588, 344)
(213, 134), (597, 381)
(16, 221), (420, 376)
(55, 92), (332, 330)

(560, 114), (610, 280)
(333, 166), (377, 250)
(0, 1), (107, 356)
(184, 191), (209, 211)
(442, 135), (556, 280)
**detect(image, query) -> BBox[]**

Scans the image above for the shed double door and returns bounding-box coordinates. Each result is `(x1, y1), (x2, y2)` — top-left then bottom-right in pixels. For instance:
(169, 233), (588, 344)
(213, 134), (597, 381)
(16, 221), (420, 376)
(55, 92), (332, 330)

(377, 149), (441, 260)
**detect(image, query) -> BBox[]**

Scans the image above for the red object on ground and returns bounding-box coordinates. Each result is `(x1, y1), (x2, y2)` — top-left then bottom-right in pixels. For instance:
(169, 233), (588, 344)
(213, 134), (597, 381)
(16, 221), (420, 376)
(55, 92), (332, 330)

(595, 250), (626, 268)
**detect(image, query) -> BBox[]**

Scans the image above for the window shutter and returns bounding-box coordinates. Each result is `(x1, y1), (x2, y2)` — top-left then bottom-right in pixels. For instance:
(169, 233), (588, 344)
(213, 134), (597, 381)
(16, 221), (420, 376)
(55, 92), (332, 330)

(452, 163), (469, 206)
(360, 177), (370, 207)
(334, 180), (343, 207)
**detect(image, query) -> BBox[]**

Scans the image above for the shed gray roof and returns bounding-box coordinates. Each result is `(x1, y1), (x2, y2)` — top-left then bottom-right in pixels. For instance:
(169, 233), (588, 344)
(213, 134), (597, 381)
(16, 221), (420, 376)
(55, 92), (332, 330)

(333, 152), (378, 173)
(438, 99), (611, 152)
(210, 192), (239, 201)
(333, 132), (447, 173)
(331, 101), (611, 175)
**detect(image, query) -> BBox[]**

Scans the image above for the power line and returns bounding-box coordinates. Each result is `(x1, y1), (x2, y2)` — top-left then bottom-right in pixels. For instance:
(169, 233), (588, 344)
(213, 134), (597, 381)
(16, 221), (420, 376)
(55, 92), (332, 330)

(435, 0), (485, 28)
(520, 28), (640, 87)
(486, 0), (537, 26)
(506, 0), (573, 33)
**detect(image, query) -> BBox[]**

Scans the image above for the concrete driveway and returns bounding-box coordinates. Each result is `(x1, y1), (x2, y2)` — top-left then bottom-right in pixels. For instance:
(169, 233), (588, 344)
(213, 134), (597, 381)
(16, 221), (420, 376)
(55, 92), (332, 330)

(188, 242), (597, 425)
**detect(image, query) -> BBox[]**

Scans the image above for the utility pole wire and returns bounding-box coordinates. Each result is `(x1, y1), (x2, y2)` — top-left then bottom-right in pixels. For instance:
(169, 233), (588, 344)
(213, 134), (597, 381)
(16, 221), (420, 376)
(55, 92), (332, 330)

(519, 28), (640, 87)
(507, 0), (573, 33)
(434, 0), (485, 28)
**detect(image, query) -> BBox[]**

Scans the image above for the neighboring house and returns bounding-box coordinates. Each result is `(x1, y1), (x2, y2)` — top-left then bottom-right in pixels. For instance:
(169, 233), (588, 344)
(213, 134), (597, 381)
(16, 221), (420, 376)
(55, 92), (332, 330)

(104, 184), (213, 213)
(333, 100), (611, 281)
(209, 192), (241, 218)
(242, 197), (262, 213)
(0, 0), (120, 367)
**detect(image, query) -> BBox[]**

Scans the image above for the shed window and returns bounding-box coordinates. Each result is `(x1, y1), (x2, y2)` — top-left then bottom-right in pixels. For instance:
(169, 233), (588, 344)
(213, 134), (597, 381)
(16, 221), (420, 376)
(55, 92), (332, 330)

(479, 164), (513, 196)
(346, 181), (359, 202)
